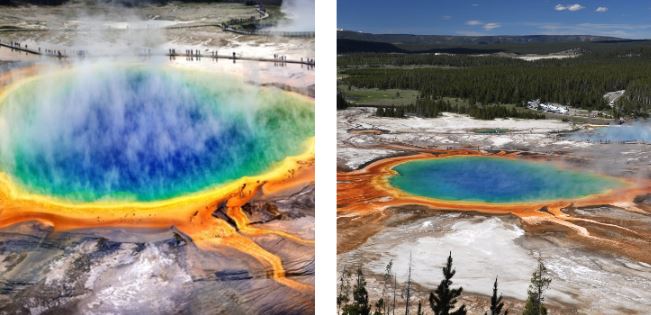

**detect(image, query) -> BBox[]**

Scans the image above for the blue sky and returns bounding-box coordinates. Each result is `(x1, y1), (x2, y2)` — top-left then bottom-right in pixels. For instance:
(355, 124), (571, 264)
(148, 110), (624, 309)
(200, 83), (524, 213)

(338, 0), (651, 38)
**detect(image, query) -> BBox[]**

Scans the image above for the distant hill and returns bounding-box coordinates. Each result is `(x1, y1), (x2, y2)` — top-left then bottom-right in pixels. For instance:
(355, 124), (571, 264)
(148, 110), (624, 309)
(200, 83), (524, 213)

(338, 31), (625, 45)
(337, 39), (405, 54)
(337, 30), (644, 54)
(338, 38), (505, 54)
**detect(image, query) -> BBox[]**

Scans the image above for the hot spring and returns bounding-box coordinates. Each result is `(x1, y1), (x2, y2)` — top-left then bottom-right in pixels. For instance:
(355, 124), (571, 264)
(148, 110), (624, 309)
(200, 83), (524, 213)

(388, 156), (623, 204)
(0, 64), (314, 203)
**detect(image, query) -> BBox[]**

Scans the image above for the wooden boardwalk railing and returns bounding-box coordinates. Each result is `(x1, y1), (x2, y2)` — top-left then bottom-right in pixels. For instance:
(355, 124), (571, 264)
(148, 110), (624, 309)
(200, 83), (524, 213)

(0, 39), (315, 66)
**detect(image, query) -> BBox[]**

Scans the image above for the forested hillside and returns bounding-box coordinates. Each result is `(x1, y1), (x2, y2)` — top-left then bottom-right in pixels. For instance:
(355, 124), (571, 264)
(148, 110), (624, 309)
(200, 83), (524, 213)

(339, 51), (651, 118)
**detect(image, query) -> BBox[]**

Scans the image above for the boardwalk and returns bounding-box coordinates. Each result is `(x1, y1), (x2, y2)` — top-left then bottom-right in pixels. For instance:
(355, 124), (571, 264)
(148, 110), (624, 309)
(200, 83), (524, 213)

(0, 41), (42, 55)
(170, 51), (315, 67)
(0, 39), (315, 67)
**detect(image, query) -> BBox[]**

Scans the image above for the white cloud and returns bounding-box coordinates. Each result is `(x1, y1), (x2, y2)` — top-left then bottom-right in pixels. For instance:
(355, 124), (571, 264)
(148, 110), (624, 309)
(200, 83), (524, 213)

(533, 22), (651, 39)
(596, 6), (608, 13)
(441, 15), (452, 20)
(483, 23), (501, 31)
(555, 3), (585, 11)
(465, 20), (501, 32)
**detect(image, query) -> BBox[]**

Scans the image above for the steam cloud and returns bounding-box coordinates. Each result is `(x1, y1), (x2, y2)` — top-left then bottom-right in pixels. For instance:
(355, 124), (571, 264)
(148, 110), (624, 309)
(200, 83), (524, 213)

(571, 121), (651, 144)
(0, 2), (315, 202)
(271, 0), (315, 32)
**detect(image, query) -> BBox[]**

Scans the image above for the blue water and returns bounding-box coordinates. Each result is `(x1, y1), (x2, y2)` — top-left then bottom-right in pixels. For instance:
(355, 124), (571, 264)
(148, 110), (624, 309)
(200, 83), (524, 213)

(0, 67), (314, 202)
(389, 156), (621, 203)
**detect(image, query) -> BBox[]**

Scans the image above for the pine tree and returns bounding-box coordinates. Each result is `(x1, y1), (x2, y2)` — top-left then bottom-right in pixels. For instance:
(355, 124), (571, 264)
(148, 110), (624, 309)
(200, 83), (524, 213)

(344, 266), (371, 315)
(337, 92), (350, 110)
(416, 301), (425, 315)
(485, 277), (508, 315)
(382, 261), (393, 315)
(522, 258), (552, 315)
(429, 252), (467, 315)
(338, 268), (352, 315)
(404, 253), (413, 315)
(396, 107), (405, 118)
(392, 274), (397, 315)
(377, 107), (385, 117)
(373, 299), (385, 315)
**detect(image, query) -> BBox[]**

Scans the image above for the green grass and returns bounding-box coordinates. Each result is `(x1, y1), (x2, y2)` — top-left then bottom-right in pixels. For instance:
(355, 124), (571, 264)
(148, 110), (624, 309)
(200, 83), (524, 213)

(338, 86), (419, 106)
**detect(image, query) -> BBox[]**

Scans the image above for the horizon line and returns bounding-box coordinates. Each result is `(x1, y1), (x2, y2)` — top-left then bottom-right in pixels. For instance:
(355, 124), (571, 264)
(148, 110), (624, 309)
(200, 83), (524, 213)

(337, 29), (651, 41)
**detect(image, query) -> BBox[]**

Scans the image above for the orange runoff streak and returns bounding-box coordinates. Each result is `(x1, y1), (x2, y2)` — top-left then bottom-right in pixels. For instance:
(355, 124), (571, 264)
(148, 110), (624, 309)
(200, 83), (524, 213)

(0, 64), (316, 292)
(0, 139), (316, 292)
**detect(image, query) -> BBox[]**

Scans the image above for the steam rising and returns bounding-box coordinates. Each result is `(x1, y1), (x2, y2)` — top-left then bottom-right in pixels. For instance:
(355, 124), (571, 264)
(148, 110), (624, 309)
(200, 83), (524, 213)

(272, 0), (315, 32)
(0, 65), (314, 202)
(0, 1), (315, 203)
(571, 121), (651, 144)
